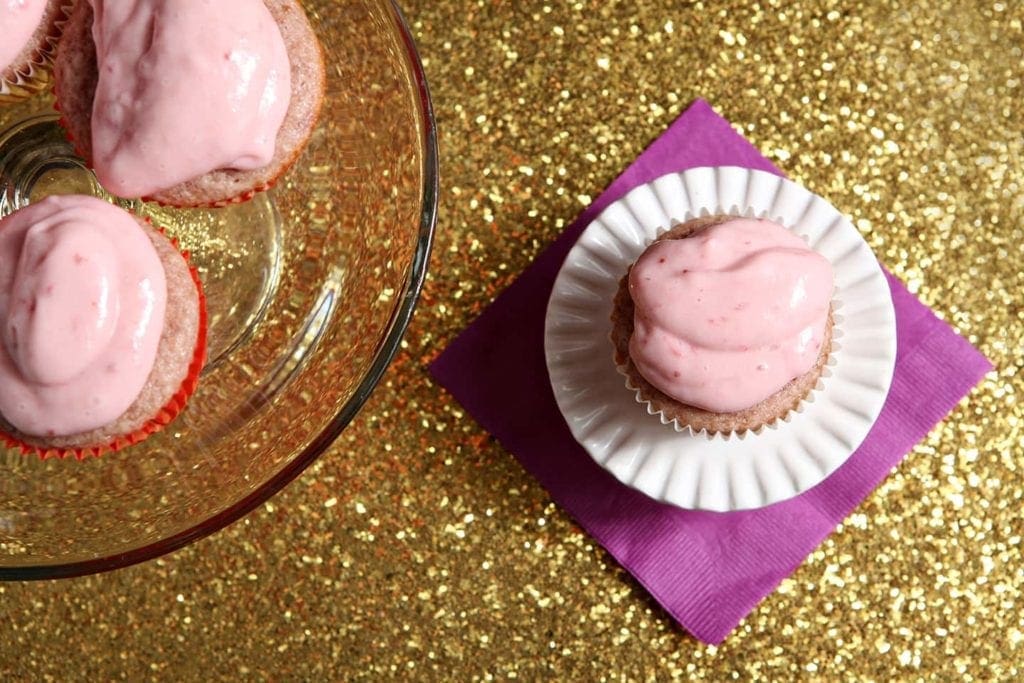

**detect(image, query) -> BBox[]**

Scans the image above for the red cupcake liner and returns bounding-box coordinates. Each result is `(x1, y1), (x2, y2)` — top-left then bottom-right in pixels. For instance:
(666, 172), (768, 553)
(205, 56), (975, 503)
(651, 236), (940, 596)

(53, 74), (283, 209)
(0, 1), (73, 103)
(0, 228), (208, 461)
(145, 177), (279, 209)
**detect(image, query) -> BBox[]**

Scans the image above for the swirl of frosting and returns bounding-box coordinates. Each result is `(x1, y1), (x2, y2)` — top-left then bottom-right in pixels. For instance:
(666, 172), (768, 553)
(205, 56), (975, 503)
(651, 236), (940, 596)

(0, 0), (47, 74)
(628, 218), (833, 413)
(0, 195), (167, 436)
(87, 0), (292, 198)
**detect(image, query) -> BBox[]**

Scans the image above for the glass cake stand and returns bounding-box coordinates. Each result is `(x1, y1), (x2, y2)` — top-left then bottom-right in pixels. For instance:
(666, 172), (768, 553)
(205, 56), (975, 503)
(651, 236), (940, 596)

(0, 0), (437, 578)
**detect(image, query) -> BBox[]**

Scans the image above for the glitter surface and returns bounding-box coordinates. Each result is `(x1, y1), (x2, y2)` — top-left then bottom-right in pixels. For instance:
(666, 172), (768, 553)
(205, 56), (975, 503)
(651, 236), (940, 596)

(2, 0), (1021, 678)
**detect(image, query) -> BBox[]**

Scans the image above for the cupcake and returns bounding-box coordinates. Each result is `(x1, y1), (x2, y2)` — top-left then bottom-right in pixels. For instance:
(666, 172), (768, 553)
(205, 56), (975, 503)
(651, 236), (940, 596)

(0, 194), (206, 458)
(0, 0), (69, 102)
(610, 215), (834, 435)
(53, 0), (325, 207)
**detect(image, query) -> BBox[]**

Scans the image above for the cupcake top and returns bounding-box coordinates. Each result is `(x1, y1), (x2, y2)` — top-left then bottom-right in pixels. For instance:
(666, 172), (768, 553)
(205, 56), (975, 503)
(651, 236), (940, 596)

(0, 0), (48, 74)
(627, 218), (833, 413)
(0, 195), (167, 437)
(87, 0), (292, 198)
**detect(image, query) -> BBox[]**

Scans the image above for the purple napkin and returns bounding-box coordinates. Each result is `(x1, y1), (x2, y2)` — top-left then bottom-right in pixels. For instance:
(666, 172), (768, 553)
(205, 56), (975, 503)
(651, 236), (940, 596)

(429, 99), (991, 644)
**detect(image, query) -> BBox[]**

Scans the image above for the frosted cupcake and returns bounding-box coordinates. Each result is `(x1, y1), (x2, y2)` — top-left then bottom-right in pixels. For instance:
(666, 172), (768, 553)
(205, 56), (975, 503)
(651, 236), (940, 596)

(53, 0), (325, 207)
(0, 0), (69, 102)
(610, 215), (834, 434)
(0, 195), (206, 458)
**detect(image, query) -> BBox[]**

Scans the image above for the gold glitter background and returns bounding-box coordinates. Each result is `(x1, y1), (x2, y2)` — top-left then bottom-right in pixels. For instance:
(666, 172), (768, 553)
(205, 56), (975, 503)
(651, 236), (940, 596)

(2, 0), (1021, 679)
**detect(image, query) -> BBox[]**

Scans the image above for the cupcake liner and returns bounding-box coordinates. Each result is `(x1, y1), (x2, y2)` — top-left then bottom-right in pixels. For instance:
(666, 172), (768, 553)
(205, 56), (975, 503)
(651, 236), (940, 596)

(54, 87), (283, 209)
(0, 1), (73, 104)
(616, 312), (840, 440)
(544, 166), (897, 511)
(145, 178), (279, 210)
(0, 229), (208, 461)
(54, 94), (283, 208)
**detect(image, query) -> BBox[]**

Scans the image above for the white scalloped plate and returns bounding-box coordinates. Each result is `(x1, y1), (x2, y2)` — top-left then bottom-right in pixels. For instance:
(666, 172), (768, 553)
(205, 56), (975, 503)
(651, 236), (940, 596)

(544, 166), (896, 511)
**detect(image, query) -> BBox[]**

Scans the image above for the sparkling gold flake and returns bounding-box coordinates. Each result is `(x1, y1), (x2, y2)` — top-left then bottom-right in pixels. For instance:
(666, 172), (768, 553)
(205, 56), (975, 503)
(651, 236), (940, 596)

(3, 0), (1022, 679)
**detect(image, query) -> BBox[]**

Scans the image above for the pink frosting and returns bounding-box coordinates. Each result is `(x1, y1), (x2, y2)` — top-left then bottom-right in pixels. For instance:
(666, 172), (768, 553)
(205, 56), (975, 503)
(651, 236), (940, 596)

(87, 0), (292, 198)
(0, 195), (167, 437)
(628, 219), (833, 413)
(0, 0), (47, 74)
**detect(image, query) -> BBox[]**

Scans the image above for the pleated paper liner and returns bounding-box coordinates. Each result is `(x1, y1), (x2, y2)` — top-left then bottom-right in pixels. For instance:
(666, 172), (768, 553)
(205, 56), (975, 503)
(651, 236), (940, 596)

(51, 85), (282, 210)
(0, 225), (208, 461)
(0, 1), (73, 104)
(615, 307), (838, 440)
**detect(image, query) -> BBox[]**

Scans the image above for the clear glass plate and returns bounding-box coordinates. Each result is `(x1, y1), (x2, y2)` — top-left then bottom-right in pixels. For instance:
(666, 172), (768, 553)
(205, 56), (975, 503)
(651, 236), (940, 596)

(0, 0), (437, 578)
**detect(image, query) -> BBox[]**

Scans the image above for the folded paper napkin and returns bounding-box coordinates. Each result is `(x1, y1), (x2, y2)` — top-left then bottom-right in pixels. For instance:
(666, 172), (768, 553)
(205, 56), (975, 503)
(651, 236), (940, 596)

(429, 99), (991, 644)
